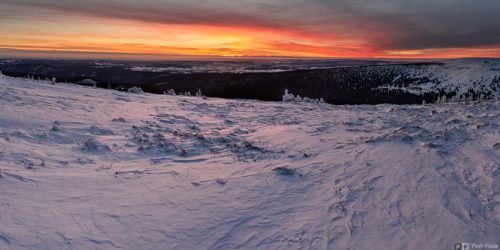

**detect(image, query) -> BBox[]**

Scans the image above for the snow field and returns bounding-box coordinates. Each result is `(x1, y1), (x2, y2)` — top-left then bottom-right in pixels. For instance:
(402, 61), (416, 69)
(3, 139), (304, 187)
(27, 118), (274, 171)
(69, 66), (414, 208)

(0, 75), (499, 249)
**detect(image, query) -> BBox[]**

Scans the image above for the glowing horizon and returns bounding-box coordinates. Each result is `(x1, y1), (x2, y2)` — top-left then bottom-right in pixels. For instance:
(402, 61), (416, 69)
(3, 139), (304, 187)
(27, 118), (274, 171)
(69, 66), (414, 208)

(2, 0), (500, 60)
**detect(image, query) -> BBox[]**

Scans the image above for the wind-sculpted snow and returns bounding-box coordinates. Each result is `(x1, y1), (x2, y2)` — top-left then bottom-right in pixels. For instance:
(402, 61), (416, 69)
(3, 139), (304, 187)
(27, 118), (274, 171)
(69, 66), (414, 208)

(0, 75), (499, 249)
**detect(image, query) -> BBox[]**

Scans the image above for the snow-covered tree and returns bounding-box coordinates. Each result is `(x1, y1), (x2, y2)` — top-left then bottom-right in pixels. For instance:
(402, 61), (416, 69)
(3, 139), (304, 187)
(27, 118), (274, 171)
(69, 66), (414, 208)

(282, 89), (324, 103)
(165, 89), (176, 96)
(128, 86), (144, 94)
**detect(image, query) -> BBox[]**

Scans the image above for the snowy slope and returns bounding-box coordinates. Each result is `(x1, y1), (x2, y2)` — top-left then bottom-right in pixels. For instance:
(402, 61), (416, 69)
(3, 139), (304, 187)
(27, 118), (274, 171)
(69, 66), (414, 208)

(381, 59), (500, 101)
(0, 75), (499, 249)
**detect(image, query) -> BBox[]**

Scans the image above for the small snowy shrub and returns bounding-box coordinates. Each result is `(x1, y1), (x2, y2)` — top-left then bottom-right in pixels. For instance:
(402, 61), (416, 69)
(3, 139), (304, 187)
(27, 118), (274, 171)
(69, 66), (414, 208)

(128, 86), (144, 94)
(164, 89), (202, 96)
(282, 89), (295, 102)
(282, 89), (325, 103)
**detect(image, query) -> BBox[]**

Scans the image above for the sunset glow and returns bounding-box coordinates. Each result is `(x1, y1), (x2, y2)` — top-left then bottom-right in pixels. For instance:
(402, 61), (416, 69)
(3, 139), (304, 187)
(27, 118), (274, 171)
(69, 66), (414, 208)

(2, 0), (500, 59)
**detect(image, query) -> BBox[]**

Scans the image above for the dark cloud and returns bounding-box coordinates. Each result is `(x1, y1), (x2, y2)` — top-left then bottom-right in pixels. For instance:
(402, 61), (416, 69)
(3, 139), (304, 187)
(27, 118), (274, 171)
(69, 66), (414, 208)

(318, 0), (500, 50)
(2, 0), (500, 50)
(1, 0), (297, 28)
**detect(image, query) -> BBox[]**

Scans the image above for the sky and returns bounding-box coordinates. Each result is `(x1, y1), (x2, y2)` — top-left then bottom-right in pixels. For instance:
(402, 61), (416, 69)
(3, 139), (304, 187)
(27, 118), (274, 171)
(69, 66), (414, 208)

(1, 0), (500, 59)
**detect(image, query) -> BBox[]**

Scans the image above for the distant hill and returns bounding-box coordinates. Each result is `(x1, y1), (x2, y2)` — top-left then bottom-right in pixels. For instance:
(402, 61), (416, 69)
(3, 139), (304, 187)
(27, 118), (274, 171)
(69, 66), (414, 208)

(1, 58), (499, 104)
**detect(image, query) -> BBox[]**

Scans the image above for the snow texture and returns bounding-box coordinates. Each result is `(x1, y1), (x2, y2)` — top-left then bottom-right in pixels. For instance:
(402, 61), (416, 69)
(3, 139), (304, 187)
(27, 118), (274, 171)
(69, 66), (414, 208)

(0, 74), (499, 249)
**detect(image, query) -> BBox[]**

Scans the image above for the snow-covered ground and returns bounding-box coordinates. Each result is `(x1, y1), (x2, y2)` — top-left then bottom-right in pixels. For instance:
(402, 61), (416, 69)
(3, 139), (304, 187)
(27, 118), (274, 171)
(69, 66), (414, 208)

(381, 59), (500, 101)
(0, 74), (499, 249)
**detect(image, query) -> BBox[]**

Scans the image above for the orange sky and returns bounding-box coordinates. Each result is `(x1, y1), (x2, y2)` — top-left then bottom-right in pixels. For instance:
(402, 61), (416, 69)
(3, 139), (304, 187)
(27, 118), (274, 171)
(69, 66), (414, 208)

(1, 0), (500, 60)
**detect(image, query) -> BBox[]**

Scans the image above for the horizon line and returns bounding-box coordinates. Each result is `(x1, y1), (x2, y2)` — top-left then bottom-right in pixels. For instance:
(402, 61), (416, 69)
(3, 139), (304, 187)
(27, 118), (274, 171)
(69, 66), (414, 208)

(1, 48), (499, 62)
